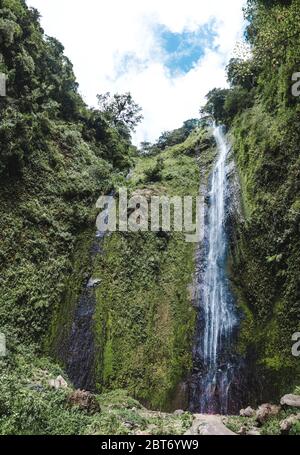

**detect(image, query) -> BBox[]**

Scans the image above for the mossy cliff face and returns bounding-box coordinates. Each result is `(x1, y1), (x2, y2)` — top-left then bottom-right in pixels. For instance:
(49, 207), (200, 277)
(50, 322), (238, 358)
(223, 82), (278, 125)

(92, 129), (216, 410)
(227, 109), (300, 403)
(200, 0), (300, 404)
(50, 128), (216, 411)
(0, 0), (134, 351)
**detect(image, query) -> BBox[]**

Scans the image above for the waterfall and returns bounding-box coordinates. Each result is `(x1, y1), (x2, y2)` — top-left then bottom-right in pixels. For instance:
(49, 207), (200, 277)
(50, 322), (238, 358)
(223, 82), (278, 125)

(190, 125), (239, 415)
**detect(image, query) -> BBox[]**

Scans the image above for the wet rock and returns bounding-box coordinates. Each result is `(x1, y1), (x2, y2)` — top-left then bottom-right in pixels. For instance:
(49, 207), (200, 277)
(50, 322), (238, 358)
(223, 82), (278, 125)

(280, 414), (300, 434)
(48, 375), (68, 390)
(256, 404), (281, 426)
(240, 406), (255, 418)
(68, 390), (100, 414)
(280, 394), (300, 408)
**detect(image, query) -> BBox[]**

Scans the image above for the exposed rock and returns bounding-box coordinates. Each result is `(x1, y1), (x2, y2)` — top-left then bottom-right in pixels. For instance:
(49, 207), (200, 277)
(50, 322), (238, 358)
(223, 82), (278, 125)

(256, 404), (281, 425)
(123, 421), (136, 430)
(87, 277), (101, 288)
(68, 390), (100, 414)
(131, 188), (160, 201)
(135, 430), (151, 436)
(240, 406), (255, 418)
(247, 428), (261, 436)
(185, 414), (236, 436)
(280, 414), (300, 434)
(173, 409), (185, 416)
(238, 426), (248, 435)
(280, 394), (300, 408)
(48, 375), (68, 390)
(27, 383), (44, 392)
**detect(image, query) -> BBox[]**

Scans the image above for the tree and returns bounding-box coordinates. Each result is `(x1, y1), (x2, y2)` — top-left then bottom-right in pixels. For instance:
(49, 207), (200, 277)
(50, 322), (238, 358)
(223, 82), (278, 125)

(97, 92), (143, 135)
(139, 141), (152, 155)
(200, 88), (230, 124)
(226, 58), (258, 89)
(155, 119), (201, 151)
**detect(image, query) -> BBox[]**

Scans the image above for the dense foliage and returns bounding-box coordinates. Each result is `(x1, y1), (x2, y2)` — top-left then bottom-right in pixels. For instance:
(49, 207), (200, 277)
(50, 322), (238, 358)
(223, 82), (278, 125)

(139, 119), (205, 155)
(48, 126), (217, 410)
(203, 0), (300, 399)
(0, 0), (140, 347)
(0, 0), (214, 431)
(1, 0), (299, 435)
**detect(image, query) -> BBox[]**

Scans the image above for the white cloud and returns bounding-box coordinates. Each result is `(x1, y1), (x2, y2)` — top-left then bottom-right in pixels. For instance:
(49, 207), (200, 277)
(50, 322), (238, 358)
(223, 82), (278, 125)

(26, 0), (245, 144)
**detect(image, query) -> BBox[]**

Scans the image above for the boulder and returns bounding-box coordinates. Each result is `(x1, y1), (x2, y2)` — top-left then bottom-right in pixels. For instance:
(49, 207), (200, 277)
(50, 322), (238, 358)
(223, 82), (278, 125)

(173, 409), (185, 416)
(238, 426), (248, 435)
(280, 394), (300, 408)
(123, 421), (136, 430)
(247, 428), (261, 436)
(240, 406), (255, 418)
(68, 390), (100, 414)
(48, 375), (68, 390)
(280, 414), (300, 434)
(256, 404), (281, 425)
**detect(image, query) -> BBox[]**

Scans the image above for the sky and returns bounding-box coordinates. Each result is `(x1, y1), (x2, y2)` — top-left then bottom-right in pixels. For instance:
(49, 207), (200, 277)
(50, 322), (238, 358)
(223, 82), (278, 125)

(26, 0), (246, 145)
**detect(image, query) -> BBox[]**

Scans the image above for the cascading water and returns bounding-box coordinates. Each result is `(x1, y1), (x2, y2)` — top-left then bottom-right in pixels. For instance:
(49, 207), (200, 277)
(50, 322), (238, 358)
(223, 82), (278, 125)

(190, 125), (239, 415)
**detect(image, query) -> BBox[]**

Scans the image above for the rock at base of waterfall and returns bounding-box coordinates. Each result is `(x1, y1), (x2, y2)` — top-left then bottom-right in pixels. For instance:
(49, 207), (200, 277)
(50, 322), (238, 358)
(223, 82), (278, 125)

(68, 390), (100, 414)
(280, 394), (300, 408)
(247, 428), (261, 436)
(280, 414), (300, 434)
(255, 404), (281, 425)
(48, 375), (68, 390)
(240, 406), (255, 418)
(173, 409), (185, 416)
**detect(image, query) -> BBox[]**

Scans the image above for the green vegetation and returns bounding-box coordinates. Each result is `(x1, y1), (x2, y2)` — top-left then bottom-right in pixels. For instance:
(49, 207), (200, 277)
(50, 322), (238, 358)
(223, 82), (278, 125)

(225, 390), (300, 435)
(0, 351), (192, 435)
(202, 0), (300, 399)
(1, 0), (299, 436)
(0, 0), (216, 432)
(0, 0), (137, 348)
(72, 127), (215, 410)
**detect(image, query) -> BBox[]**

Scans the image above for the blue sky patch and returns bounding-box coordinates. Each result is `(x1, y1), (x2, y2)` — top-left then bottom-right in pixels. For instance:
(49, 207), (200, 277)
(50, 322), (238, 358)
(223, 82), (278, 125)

(115, 20), (218, 79)
(157, 22), (218, 74)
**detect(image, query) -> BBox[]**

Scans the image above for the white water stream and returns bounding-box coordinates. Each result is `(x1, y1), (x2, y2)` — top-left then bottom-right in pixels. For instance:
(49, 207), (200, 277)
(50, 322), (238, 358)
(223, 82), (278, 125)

(199, 126), (237, 414)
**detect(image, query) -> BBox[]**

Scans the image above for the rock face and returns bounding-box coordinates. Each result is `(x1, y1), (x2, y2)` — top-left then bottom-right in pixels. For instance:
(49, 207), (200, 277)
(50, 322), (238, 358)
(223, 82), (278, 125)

(68, 390), (100, 414)
(280, 394), (300, 408)
(255, 404), (281, 425)
(280, 414), (300, 434)
(240, 406), (255, 418)
(48, 375), (68, 390)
